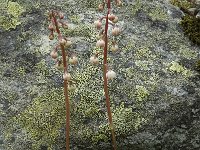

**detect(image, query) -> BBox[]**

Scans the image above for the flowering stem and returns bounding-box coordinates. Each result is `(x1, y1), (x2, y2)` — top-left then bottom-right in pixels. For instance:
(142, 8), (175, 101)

(103, 1), (117, 150)
(52, 11), (70, 150)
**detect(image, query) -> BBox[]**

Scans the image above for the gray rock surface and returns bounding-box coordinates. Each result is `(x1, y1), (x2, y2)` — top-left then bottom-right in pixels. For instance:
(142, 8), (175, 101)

(0, 0), (200, 150)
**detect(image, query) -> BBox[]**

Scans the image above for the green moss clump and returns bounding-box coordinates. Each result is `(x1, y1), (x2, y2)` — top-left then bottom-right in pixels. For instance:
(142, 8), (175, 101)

(194, 60), (200, 72)
(170, 0), (200, 44)
(170, 0), (192, 9)
(181, 15), (200, 45)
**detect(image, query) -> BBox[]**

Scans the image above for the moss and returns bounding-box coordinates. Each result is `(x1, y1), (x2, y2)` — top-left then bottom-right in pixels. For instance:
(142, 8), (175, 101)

(170, 0), (200, 45)
(181, 15), (200, 45)
(0, 1), (24, 30)
(170, 0), (192, 9)
(194, 60), (200, 72)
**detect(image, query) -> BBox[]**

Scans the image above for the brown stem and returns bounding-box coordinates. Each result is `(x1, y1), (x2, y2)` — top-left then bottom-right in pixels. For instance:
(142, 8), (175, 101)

(52, 11), (70, 150)
(103, 1), (117, 150)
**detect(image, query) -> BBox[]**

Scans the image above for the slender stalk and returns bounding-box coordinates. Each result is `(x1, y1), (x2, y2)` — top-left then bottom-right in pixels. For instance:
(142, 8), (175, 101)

(52, 11), (70, 150)
(103, 1), (117, 150)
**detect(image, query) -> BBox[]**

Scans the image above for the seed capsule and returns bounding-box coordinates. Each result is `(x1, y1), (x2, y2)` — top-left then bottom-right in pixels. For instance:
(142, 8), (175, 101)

(96, 40), (105, 48)
(63, 73), (71, 81)
(69, 56), (78, 65)
(106, 70), (116, 80)
(90, 56), (99, 65)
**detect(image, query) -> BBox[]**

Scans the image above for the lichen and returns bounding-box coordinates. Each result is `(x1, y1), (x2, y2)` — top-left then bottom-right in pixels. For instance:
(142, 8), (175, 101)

(13, 89), (66, 149)
(168, 61), (193, 77)
(148, 6), (169, 21)
(0, 1), (24, 30)
(179, 46), (197, 59)
(135, 85), (149, 102)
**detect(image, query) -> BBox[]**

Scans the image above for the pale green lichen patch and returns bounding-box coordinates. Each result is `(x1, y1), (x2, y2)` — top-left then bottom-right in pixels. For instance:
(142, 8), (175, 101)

(135, 85), (150, 102)
(167, 61), (193, 77)
(148, 6), (169, 21)
(13, 89), (66, 149)
(7, 1), (24, 18)
(113, 102), (147, 134)
(179, 46), (198, 60)
(0, 1), (24, 30)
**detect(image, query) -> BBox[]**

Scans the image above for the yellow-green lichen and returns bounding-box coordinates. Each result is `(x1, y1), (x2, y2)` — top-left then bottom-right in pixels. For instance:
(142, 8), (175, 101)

(69, 15), (81, 24)
(13, 89), (66, 149)
(148, 6), (169, 21)
(113, 102), (146, 134)
(179, 46), (197, 59)
(135, 85), (149, 102)
(0, 1), (24, 30)
(17, 66), (26, 76)
(135, 47), (152, 59)
(131, 0), (142, 16)
(64, 24), (95, 40)
(168, 61), (193, 77)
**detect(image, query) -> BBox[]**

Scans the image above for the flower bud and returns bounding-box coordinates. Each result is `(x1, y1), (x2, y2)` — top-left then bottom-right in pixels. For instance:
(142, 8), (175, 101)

(48, 24), (54, 30)
(117, 0), (122, 6)
(69, 56), (78, 65)
(65, 40), (72, 47)
(94, 20), (102, 29)
(90, 56), (99, 65)
(62, 22), (68, 29)
(112, 27), (120, 36)
(59, 13), (64, 19)
(112, 16), (118, 23)
(59, 39), (67, 45)
(68, 84), (76, 91)
(49, 34), (54, 40)
(106, 70), (116, 80)
(50, 51), (58, 59)
(98, 4), (104, 11)
(96, 40), (105, 48)
(108, 14), (116, 21)
(111, 44), (119, 52)
(63, 73), (71, 81)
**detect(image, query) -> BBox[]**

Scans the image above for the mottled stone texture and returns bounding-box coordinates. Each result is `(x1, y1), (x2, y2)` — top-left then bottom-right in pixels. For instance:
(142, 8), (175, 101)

(0, 0), (200, 150)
